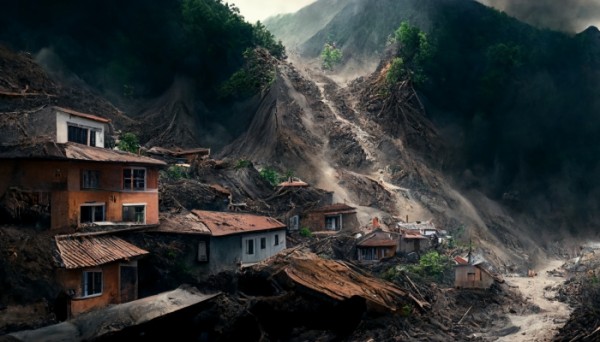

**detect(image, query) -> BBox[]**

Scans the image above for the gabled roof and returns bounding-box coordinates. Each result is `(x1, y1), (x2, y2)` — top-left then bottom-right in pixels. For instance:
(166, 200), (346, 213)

(308, 203), (356, 214)
(55, 234), (149, 269)
(192, 210), (286, 237)
(53, 106), (111, 123)
(0, 142), (166, 166)
(401, 231), (428, 240)
(357, 230), (398, 247)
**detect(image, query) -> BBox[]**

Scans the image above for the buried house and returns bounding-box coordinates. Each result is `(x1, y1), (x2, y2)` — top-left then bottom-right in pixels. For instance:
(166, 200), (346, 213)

(150, 210), (288, 275)
(0, 106), (166, 230)
(54, 233), (149, 318)
(453, 256), (502, 289)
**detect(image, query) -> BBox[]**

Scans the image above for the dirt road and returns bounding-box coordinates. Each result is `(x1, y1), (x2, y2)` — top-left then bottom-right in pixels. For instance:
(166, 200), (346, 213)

(497, 259), (570, 342)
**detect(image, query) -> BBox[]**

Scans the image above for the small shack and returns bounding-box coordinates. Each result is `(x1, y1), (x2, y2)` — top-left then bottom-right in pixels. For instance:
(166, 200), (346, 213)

(398, 230), (428, 254)
(454, 257), (498, 289)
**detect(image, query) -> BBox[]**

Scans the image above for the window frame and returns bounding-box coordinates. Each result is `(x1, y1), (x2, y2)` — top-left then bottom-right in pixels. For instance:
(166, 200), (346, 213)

(246, 239), (254, 255)
(122, 203), (146, 224)
(80, 269), (103, 298)
(260, 237), (266, 250)
(81, 170), (100, 190)
(274, 234), (279, 246)
(123, 167), (147, 191)
(80, 203), (105, 224)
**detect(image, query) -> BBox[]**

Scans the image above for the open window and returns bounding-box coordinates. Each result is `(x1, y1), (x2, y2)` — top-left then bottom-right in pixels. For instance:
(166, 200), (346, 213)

(123, 168), (146, 191)
(122, 204), (146, 224)
(325, 215), (341, 231)
(81, 270), (102, 298)
(198, 241), (208, 262)
(80, 203), (105, 223)
(245, 239), (254, 255)
(274, 234), (280, 246)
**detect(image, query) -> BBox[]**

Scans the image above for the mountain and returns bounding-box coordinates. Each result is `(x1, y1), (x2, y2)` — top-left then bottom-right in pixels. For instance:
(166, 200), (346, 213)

(266, 0), (600, 236)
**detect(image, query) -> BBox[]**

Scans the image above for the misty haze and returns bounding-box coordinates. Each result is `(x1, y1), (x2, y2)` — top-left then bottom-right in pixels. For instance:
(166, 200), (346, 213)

(0, 1), (598, 341)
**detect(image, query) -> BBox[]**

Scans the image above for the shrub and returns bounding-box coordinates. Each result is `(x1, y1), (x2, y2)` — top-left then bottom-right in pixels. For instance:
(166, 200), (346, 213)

(235, 159), (252, 169)
(117, 132), (140, 153)
(299, 227), (312, 238)
(321, 43), (343, 70)
(161, 165), (189, 181)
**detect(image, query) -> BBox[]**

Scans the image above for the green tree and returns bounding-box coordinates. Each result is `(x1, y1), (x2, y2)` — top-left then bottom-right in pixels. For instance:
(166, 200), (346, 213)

(389, 21), (432, 85)
(321, 43), (343, 70)
(259, 166), (282, 186)
(117, 133), (140, 153)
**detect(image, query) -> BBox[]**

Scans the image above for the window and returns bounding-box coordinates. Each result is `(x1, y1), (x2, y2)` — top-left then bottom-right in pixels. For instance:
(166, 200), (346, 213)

(288, 215), (299, 230)
(325, 216), (339, 230)
(80, 204), (104, 223)
(81, 270), (102, 297)
(123, 168), (146, 190)
(274, 234), (279, 246)
(246, 239), (254, 255)
(260, 237), (266, 249)
(122, 205), (145, 223)
(197, 241), (208, 262)
(67, 125), (98, 146)
(81, 170), (100, 189)
(68, 125), (88, 145)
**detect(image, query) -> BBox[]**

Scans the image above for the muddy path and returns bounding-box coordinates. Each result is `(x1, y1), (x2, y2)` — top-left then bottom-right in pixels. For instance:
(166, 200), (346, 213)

(496, 260), (570, 341)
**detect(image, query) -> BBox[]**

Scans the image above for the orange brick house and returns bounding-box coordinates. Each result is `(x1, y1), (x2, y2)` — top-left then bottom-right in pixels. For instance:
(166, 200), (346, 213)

(54, 234), (149, 318)
(303, 203), (359, 232)
(0, 106), (166, 230)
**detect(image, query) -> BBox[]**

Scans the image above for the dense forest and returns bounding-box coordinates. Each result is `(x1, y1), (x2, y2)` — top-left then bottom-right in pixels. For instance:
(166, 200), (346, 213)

(0, 0), (284, 100)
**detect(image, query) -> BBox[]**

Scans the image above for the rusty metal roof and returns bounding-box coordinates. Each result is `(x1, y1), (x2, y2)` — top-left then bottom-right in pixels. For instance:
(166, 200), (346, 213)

(191, 210), (286, 236)
(55, 234), (149, 269)
(278, 177), (309, 187)
(151, 213), (211, 235)
(53, 106), (111, 123)
(308, 203), (356, 214)
(0, 141), (166, 166)
(357, 231), (398, 247)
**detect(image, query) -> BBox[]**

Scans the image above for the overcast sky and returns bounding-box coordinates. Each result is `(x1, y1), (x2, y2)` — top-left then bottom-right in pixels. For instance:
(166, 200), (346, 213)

(227, 0), (317, 23)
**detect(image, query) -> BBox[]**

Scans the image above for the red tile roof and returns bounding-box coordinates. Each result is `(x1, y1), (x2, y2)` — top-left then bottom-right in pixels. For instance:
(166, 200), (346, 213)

(0, 142), (166, 166)
(53, 106), (111, 123)
(454, 256), (468, 265)
(191, 210), (286, 237)
(55, 235), (149, 269)
(308, 203), (356, 214)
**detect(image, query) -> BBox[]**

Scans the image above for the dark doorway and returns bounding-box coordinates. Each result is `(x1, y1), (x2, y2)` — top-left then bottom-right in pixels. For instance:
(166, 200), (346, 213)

(120, 265), (138, 303)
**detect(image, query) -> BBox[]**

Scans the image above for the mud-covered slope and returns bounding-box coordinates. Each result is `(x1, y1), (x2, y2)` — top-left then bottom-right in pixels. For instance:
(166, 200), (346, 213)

(220, 51), (549, 270)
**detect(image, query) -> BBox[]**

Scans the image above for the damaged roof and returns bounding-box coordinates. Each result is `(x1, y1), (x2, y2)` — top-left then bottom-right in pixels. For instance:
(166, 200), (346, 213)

(53, 106), (111, 123)
(191, 210), (286, 236)
(278, 177), (309, 187)
(397, 220), (437, 231)
(151, 213), (211, 235)
(252, 250), (428, 312)
(0, 141), (166, 166)
(55, 234), (149, 269)
(308, 203), (356, 214)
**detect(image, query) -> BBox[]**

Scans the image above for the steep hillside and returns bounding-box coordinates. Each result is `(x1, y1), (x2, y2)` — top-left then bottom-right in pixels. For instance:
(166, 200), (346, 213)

(266, 0), (600, 236)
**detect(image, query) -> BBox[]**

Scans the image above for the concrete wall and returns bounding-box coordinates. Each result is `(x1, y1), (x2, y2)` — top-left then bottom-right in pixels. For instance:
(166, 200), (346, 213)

(56, 110), (106, 147)
(0, 160), (160, 229)
(454, 265), (495, 289)
(209, 229), (286, 269)
(57, 263), (120, 317)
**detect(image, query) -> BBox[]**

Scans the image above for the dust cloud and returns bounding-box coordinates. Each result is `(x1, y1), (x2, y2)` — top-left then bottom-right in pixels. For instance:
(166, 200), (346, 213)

(478, 0), (600, 32)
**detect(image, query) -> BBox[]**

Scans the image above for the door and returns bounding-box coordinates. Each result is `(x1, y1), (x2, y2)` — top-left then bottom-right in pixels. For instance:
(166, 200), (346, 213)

(120, 266), (138, 303)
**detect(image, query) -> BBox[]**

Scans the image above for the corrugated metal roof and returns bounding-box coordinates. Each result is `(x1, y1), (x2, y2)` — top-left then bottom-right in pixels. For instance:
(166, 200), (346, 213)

(53, 106), (111, 123)
(308, 203), (356, 213)
(0, 142), (166, 166)
(191, 210), (286, 237)
(55, 235), (149, 269)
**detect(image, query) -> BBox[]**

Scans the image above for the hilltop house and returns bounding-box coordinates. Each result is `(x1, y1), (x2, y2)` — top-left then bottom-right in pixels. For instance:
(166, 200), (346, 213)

(398, 230), (428, 254)
(356, 229), (399, 261)
(54, 234), (149, 318)
(303, 203), (359, 232)
(150, 210), (287, 275)
(0, 106), (166, 230)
